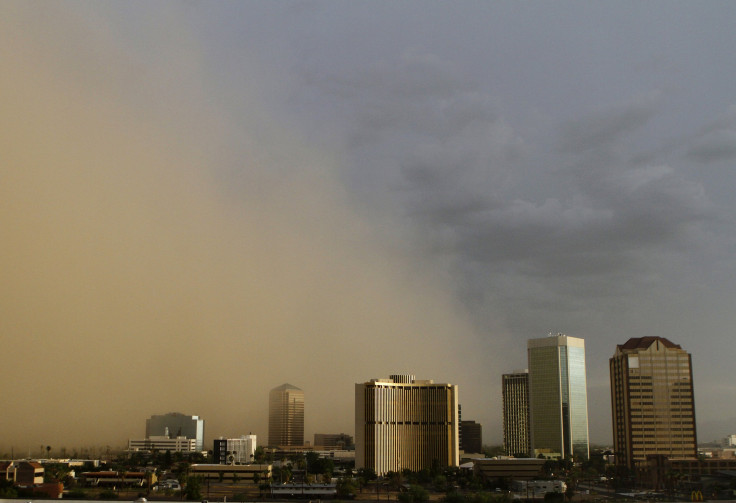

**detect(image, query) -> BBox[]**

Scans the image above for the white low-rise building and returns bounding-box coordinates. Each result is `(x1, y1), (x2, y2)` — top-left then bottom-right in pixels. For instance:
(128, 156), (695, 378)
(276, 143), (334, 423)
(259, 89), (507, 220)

(128, 435), (198, 453)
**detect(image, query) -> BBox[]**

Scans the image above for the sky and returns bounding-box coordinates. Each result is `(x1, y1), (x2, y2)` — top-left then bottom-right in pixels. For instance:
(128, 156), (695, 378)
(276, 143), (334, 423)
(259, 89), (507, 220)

(2, 1), (736, 455)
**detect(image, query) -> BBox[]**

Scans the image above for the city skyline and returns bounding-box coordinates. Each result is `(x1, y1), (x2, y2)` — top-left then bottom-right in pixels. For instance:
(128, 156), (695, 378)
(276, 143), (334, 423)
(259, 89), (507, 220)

(2, 2), (736, 452)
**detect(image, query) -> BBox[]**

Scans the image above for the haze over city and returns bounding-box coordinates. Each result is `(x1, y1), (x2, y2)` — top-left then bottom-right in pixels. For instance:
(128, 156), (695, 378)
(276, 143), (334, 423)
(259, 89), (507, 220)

(2, 1), (735, 454)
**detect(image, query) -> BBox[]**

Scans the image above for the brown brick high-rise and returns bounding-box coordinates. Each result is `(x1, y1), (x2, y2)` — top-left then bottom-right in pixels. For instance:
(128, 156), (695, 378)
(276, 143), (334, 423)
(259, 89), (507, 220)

(610, 337), (697, 470)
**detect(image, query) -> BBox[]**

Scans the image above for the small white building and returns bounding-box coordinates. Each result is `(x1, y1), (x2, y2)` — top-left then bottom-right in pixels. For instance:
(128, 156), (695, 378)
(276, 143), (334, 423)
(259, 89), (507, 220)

(213, 435), (257, 464)
(128, 436), (198, 453)
(512, 479), (566, 497)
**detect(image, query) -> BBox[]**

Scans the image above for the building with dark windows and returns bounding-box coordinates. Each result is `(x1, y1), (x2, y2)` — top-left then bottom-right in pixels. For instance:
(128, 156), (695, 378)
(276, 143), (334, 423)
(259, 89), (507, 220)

(355, 374), (459, 475)
(268, 384), (304, 447)
(314, 433), (353, 449)
(460, 420), (483, 454)
(503, 370), (531, 457)
(610, 337), (697, 470)
(213, 435), (257, 464)
(145, 412), (205, 451)
(528, 334), (589, 460)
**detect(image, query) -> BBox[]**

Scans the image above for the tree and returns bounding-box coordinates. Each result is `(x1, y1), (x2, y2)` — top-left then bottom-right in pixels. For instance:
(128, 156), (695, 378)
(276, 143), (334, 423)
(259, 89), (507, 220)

(0, 479), (18, 498)
(388, 471), (405, 492)
(337, 477), (358, 499)
(253, 446), (266, 464)
(306, 451), (320, 473)
(357, 467), (377, 492)
(433, 475), (449, 492)
(443, 491), (467, 503)
(184, 476), (202, 500)
(398, 484), (429, 503)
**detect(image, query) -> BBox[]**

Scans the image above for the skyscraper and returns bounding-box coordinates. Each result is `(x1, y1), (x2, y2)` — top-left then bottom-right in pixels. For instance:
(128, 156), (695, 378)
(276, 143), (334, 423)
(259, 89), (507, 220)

(610, 337), (697, 469)
(460, 420), (483, 454)
(528, 334), (589, 460)
(268, 383), (304, 447)
(502, 370), (531, 457)
(145, 412), (205, 451)
(355, 374), (459, 475)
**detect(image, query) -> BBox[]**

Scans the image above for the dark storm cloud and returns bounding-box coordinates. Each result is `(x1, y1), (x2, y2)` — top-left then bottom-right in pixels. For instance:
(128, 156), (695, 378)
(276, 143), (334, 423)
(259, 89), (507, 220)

(559, 92), (661, 155)
(687, 129), (736, 163)
(330, 52), (713, 291)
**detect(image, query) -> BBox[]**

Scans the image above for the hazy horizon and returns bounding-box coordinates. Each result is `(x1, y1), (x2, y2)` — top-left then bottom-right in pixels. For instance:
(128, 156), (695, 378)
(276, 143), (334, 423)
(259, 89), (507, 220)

(2, 1), (736, 454)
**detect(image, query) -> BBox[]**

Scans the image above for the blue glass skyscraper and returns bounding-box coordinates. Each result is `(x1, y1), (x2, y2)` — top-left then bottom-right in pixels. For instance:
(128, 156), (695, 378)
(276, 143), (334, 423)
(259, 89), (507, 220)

(527, 334), (589, 460)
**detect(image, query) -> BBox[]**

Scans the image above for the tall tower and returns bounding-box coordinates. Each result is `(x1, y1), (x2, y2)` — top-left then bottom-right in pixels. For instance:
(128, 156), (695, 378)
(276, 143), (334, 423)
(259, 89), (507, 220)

(502, 370), (531, 457)
(528, 334), (589, 460)
(268, 384), (304, 447)
(610, 337), (697, 469)
(355, 374), (459, 475)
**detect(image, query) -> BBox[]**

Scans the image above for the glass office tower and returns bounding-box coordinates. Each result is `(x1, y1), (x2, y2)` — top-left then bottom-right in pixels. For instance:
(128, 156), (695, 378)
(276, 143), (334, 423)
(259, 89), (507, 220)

(268, 383), (304, 447)
(528, 334), (589, 460)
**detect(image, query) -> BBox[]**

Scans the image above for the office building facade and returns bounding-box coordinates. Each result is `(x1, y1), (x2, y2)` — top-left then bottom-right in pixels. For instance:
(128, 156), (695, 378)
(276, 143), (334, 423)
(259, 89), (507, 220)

(355, 374), (459, 475)
(146, 412), (205, 451)
(128, 436), (197, 453)
(213, 435), (257, 464)
(610, 337), (697, 469)
(528, 334), (589, 460)
(502, 370), (531, 457)
(460, 420), (483, 454)
(268, 383), (304, 447)
(314, 433), (354, 449)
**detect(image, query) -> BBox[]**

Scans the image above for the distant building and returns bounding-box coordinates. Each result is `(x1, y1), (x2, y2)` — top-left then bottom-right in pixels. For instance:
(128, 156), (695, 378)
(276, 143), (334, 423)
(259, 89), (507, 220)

(511, 479), (566, 497)
(268, 384), (304, 447)
(271, 482), (336, 498)
(355, 373), (459, 475)
(313, 433), (353, 450)
(460, 421), (483, 454)
(81, 471), (150, 487)
(724, 435), (736, 448)
(610, 336), (697, 470)
(472, 458), (546, 481)
(189, 463), (271, 484)
(213, 435), (257, 464)
(0, 461), (44, 485)
(502, 370), (531, 457)
(146, 412), (205, 451)
(528, 334), (589, 460)
(128, 436), (197, 453)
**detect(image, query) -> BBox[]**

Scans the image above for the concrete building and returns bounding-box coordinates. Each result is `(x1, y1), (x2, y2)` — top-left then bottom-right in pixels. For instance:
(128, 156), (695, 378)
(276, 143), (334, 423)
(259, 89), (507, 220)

(460, 421), (483, 454)
(610, 336), (697, 470)
(213, 435), (257, 464)
(0, 461), (44, 485)
(128, 436), (198, 453)
(472, 458), (546, 481)
(189, 463), (271, 484)
(268, 383), (304, 447)
(528, 334), (589, 460)
(313, 433), (353, 450)
(146, 412), (205, 451)
(502, 371), (531, 457)
(355, 374), (459, 475)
